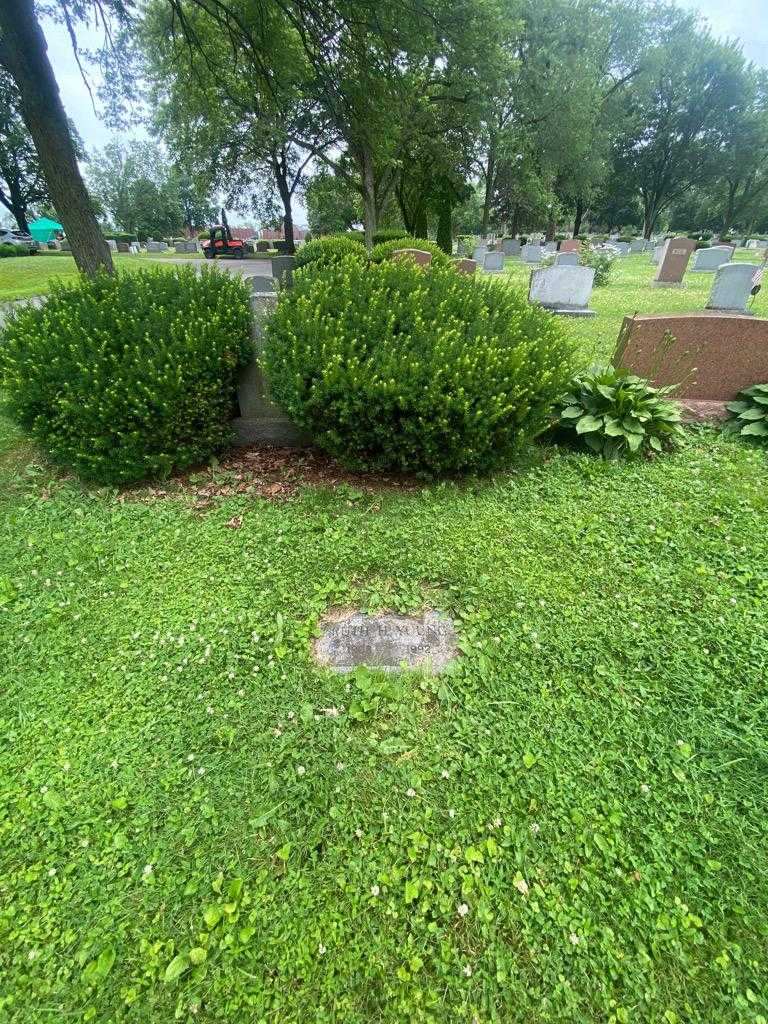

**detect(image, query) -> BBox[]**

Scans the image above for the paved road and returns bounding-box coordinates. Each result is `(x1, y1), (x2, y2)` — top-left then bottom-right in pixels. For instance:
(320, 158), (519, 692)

(145, 256), (275, 281)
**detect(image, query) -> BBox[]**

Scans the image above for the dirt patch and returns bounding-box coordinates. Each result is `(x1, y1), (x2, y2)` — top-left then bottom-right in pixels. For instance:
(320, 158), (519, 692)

(124, 444), (421, 504)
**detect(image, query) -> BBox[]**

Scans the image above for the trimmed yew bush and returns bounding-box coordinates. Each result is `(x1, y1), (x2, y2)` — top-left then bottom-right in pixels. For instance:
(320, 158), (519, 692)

(0, 267), (252, 484)
(263, 257), (574, 474)
(294, 235), (367, 269)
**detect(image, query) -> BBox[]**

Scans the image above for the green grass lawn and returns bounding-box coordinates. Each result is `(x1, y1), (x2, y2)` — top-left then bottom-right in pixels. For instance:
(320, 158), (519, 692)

(0, 253), (186, 302)
(1, 256), (767, 1022)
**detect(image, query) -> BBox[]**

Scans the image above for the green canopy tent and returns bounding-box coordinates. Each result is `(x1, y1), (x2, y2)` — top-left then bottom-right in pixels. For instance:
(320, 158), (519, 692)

(29, 217), (63, 243)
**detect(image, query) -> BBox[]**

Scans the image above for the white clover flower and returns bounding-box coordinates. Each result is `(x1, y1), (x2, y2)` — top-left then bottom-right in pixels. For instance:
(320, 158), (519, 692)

(354, 828), (363, 838)
(440, 769), (450, 779)
(448, 808), (456, 818)
(206, 706), (215, 715)
(406, 788), (416, 798)
(142, 864), (154, 876)
(287, 711), (295, 720)
(318, 943), (326, 955)
(297, 765), (306, 775)
(569, 932), (580, 945)
(457, 902), (469, 917)
(273, 728), (283, 737)
(514, 878), (529, 895)
(530, 822), (541, 835)
(640, 783), (650, 795)
(371, 884), (380, 897)
(39, 785), (48, 794)
(110, 760), (119, 769)
(48, 867), (56, 877)
(197, 767), (205, 776)
(28, 949), (38, 960)
(237, 689), (245, 697)
(462, 964), (473, 977)
(335, 761), (345, 771)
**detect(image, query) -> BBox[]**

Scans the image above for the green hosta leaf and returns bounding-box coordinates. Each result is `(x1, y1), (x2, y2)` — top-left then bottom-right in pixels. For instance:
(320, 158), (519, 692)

(560, 406), (583, 419)
(626, 430), (644, 452)
(741, 420), (768, 436)
(576, 414), (602, 434)
(725, 401), (750, 413)
(738, 407), (766, 421)
(189, 947), (207, 966)
(649, 435), (662, 452)
(584, 433), (604, 453)
(603, 418), (626, 437)
(595, 384), (615, 400)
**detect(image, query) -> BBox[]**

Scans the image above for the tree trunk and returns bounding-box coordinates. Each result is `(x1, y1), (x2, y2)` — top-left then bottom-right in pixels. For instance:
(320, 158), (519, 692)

(436, 194), (451, 254)
(360, 147), (377, 250)
(0, 0), (112, 276)
(510, 205), (521, 239)
(481, 141), (496, 237)
(413, 204), (428, 239)
(272, 157), (295, 255)
(0, 179), (30, 233)
(573, 197), (584, 237)
(545, 214), (556, 242)
(722, 182), (738, 235)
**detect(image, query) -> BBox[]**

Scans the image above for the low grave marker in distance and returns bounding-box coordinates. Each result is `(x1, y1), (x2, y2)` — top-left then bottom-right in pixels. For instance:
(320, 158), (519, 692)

(706, 263), (762, 314)
(529, 265), (596, 317)
(690, 245), (734, 273)
(652, 236), (695, 287)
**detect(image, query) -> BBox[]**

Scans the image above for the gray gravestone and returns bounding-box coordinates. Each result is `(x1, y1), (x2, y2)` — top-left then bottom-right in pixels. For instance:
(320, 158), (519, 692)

(250, 276), (276, 292)
(502, 238), (521, 257)
(521, 243), (542, 263)
(483, 251), (504, 273)
(528, 265), (596, 316)
(313, 610), (457, 673)
(706, 263), (761, 315)
(543, 241), (557, 253)
(614, 241), (630, 256)
(233, 291), (308, 445)
(629, 238), (645, 253)
(271, 255), (296, 287)
(106, 239), (118, 252)
(554, 251), (579, 266)
(690, 245), (733, 272)
(650, 244), (663, 265)
(472, 244), (488, 262)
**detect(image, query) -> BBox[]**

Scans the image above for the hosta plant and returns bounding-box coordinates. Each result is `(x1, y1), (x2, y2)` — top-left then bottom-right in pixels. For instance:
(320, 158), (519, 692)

(555, 366), (685, 458)
(724, 383), (768, 442)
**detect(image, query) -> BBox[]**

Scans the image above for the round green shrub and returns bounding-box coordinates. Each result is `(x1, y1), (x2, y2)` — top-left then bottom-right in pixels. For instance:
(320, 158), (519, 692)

(0, 267), (253, 484)
(294, 235), (367, 270)
(263, 257), (575, 474)
(554, 366), (685, 458)
(369, 236), (452, 267)
(372, 228), (409, 245)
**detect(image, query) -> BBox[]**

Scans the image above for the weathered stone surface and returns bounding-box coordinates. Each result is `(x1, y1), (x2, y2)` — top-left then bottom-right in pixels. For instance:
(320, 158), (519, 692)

(313, 609), (457, 673)
(613, 312), (768, 419)
(233, 291), (309, 446)
(543, 241), (557, 253)
(529, 265), (596, 316)
(559, 239), (581, 253)
(271, 255), (296, 286)
(614, 241), (630, 256)
(391, 248), (432, 266)
(690, 245), (733, 272)
(106, 239), (118, 252)
(706, 263), (762, 314)
(472, 244), (488, 262)
(554, 251), (579, 266)
(483, 251), (504, 273)
(650, 244), (663, 265)
(116, 241), (131, 253)
(454, 258), (478, 274)
(629, 238), (645, 253)
(502, 238), (521, 257)
(652, 236), (695, 286)
(521, 243), (542, 263)
(250, 275), (276, 292)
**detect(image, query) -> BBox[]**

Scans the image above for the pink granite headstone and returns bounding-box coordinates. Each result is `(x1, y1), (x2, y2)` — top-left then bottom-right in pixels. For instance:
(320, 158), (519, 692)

(613, 312), (768, 420)
(559, 239), (581, 253)
(391, 248), (432, 266)
(454, 258), (478, 274)
(652, 237), (696, 286)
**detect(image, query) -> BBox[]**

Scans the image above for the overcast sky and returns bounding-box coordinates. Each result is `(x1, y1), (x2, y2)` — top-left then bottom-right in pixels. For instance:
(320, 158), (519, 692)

(40, 0), (768, 224)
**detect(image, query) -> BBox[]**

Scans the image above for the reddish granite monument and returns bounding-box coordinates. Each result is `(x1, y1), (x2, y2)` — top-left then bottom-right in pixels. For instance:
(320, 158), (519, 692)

(391, 248), (432, 265)
(613, 312), (768, 419)
(560, 239), (581, 253)
(454, 258), (478, 274)
(652, 237), (696, 287)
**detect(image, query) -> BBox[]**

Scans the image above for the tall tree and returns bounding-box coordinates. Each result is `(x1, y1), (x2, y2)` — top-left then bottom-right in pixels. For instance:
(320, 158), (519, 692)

(612, 15), (751, 237)
(0, 0), (118, 274)
(0, 69), (50, 232)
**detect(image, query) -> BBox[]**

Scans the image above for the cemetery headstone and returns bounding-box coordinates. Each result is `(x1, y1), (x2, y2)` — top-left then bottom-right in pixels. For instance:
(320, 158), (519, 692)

(391, 248), (432, 266)
(271, 254), (296, 286)
(60, 239), (71, 251)
(652, 236), (695, 287)
(650, 244), (663, 265)
(690, 245), (733, 272)
(543, 241), (557, 253)
(614, 241), (630, 256)
(249, 276), (276, 292)
(629, 238), (645, 253)
(706, 263), (762, 314)
(454, 258), (478, 274)
(559, 239), (581, 253)
(472, 244), (488, 262)
(528, 265), (596, 316)
(502, 238), (521, 257)
(554, 251), (579, 266)
(613, 312), (768, 420)
(106, 239), (118, 252)
(128, 243), (140, 254)
(234, 289), (308, 445)
(483, 251), (504, 273)
(116, 241), (131, 253)
(313, 609), (457, 673)
(521, 243), (542, 263)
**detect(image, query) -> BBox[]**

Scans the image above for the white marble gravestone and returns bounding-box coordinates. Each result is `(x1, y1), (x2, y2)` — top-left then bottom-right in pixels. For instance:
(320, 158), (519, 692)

(706, 263), (762, 315)
(529, 265), (596, 316)
(690, 246), (733, 273)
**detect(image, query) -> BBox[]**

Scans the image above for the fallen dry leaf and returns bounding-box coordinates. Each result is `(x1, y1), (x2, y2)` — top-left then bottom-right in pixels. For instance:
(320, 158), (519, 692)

(225, 515), (243, 529)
